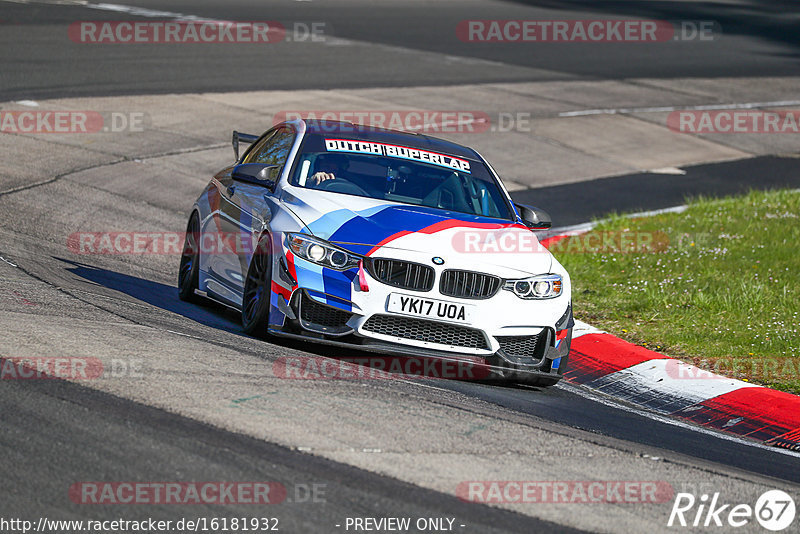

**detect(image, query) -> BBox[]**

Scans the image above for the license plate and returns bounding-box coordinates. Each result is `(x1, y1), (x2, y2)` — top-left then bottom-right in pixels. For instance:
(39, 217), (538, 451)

(387, 294), (474, 323)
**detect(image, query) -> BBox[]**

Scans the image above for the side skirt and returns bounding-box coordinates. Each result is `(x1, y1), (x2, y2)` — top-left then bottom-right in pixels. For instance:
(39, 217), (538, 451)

(194, 289), (241, 312)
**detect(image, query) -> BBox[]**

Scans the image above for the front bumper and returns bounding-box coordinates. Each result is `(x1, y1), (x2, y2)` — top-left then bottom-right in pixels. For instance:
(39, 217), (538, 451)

(274, 287), (572, 383)
(271, 245), (573, 382)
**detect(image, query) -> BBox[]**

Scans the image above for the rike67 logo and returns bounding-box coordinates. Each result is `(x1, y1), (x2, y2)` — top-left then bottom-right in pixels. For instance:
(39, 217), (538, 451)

(668, 490), (795, 531)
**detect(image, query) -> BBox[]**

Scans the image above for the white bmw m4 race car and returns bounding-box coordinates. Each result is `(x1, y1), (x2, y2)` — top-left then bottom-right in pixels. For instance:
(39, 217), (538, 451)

(178, 119), (573, 386)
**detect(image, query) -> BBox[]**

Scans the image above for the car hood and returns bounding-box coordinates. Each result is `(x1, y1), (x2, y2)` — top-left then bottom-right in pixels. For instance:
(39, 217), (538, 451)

(281, 186), (553, 277)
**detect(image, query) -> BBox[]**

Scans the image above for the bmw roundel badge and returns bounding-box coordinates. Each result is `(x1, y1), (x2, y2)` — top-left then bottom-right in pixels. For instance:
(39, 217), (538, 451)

(432, 257), (445, 265)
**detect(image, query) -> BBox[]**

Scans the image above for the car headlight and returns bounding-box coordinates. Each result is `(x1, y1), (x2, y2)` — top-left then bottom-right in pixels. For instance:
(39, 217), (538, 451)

(286, 233), (360, 271)
(503, 274), (563, 299)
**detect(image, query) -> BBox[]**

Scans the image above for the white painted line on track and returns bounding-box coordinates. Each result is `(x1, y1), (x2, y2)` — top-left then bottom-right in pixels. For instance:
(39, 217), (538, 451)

(649, 166), (686, 175)
(0, 255), (19, 267)
(624, 204), (689, 218)
(542, 204), (689, 239)
(0, 0), (223, 21)
(559, 99), (800, 117)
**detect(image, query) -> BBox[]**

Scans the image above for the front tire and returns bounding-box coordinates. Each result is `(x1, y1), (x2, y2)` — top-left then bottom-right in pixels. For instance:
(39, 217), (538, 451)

(242, 234), (273, 338)
(178, 212), (201, 302)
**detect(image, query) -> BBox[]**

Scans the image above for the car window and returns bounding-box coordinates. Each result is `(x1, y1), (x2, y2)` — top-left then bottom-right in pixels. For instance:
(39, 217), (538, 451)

(243, 127), (295, 168)
(290, 134), (515, 220)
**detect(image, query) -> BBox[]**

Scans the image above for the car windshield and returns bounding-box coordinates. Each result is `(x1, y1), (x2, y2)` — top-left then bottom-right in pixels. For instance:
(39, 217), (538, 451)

(289, 135), (515, 220)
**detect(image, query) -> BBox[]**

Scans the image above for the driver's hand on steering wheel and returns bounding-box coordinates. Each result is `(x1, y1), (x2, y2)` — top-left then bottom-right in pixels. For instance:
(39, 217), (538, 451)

(308, 172), (336, 187)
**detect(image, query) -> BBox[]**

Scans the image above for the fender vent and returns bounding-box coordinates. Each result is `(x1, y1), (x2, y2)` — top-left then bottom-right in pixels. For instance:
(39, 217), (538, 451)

(496, 332), (548, 362)
(299, 294), (353, 335)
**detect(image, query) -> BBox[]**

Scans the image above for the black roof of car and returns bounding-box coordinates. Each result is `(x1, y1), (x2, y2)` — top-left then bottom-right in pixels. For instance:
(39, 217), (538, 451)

(300, 119), (481, 160)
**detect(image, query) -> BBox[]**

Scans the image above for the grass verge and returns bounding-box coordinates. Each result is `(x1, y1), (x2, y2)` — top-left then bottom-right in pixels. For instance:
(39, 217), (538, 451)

(553, 189), (800, 394)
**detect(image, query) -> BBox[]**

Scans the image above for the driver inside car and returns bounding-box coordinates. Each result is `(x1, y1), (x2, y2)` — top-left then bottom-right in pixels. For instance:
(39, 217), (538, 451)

(307, 153), (350, 188)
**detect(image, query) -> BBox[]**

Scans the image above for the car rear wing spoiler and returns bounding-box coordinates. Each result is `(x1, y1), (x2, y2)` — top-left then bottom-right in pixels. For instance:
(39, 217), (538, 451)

(232, 131), (260, 161)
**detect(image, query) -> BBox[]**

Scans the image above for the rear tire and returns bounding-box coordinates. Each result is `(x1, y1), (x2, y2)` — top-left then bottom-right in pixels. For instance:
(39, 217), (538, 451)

(242, 234), (273, 338)
(178, 212), (202, 302)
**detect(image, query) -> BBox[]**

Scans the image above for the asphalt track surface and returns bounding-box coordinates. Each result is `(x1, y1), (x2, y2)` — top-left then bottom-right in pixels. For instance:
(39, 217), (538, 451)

(1, 0), (799, 100)
(1, 375), (576, 533)
(2, 0), (800, 532)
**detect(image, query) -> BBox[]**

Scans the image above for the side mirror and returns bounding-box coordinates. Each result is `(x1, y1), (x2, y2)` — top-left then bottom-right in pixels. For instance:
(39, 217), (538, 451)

(515, 203), (552, 229)
(231, 163), (281, 190)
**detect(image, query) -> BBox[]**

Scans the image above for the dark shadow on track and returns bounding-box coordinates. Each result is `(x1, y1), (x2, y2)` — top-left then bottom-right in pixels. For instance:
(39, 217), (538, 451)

(47, 253), (800, 485)
(54, 258), (546, 390)
(0, 364), (582, 533)
(506, 0), (800, 52)
(511, 156), (800, 228)
(56, 257), (246, 333)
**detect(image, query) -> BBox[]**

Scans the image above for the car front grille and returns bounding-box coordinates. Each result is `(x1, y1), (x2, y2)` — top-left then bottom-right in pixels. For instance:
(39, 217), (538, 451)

(362, 314), (489, 350)
(439, 269), (501, 299)
(496, 333), (548, 361)
(368, 258), (434, 292)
